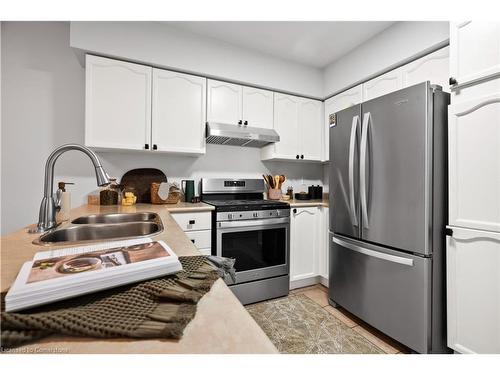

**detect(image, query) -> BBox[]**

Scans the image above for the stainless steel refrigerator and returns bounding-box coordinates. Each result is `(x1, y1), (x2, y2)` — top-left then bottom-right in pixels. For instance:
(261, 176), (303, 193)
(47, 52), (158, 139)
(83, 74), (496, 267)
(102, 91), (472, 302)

(328, 82), (450, 353)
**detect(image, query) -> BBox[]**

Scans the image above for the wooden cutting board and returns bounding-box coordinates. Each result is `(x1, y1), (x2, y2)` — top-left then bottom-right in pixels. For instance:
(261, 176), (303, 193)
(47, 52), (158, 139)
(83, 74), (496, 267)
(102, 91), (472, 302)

(120, 168), (167, 203)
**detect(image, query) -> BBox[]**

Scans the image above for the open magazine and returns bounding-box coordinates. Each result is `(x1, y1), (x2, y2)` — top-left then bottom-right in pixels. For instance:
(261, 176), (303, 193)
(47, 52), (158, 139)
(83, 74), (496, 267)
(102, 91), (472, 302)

(5, 238), (182, 312)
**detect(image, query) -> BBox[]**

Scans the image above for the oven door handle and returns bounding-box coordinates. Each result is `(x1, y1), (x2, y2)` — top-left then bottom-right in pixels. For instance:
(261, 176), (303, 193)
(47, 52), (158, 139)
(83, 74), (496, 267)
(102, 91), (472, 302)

(217, 217), (290, 228)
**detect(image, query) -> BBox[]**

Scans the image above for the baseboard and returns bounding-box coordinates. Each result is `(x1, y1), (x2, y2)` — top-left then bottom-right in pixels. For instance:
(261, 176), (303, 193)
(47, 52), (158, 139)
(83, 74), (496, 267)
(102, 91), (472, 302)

(319, 276), (329, 288)
(290, 276), (320, 290)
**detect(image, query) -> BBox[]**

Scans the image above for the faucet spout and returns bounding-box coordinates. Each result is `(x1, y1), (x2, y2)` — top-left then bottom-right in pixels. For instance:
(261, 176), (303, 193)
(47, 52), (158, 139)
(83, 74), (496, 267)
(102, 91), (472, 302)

(31, 144), (110, 233)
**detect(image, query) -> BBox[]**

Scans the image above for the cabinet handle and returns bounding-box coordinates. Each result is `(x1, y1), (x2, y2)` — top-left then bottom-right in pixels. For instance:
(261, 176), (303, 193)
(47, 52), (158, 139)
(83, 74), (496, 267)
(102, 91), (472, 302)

(296, 155), (299, 159)
(238, 120), (243, 125)
(152, 144), (158, 150)
(144, 144), (149, 150)
(191, 239), (195, 243)
(300, 155), (304, 159)
(244, 120), (248, 126)
(189, 219), (196, 225)
(449, 77), (457, 85)
(293, 208), (297, 214)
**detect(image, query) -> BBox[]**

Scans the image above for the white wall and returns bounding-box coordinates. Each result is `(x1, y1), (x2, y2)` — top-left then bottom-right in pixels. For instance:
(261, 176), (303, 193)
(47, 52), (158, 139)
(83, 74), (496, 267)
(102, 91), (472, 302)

(323, 21), (449, 97)
(70, 21), (324, 99)
(1, 22), (323, 235)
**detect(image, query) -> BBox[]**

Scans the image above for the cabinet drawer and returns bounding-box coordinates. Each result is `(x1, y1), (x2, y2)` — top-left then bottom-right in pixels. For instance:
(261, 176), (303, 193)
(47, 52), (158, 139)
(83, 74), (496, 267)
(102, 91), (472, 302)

(171, 212), (211, 231)
(185, 230), (212, 249)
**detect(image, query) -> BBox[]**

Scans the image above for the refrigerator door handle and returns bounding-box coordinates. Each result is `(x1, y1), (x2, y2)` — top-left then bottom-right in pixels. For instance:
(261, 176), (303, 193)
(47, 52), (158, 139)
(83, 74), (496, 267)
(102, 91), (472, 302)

(332, 235), (414, 267)
(348, 115), (360, 226)
(360, 112), (371, 229)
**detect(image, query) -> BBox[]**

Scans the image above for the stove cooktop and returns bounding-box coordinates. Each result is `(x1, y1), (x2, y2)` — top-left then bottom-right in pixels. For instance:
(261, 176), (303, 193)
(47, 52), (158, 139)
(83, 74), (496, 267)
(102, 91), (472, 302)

(202, 199), (289, 212)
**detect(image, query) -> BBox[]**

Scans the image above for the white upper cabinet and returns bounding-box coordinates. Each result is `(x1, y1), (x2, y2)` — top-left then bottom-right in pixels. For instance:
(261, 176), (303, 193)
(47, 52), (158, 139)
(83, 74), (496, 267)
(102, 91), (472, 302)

(363, 67), (403, 101)
(271, 93), (300, 159)
(447, 227), (500, 353)
(242, 86), (274, 129)
(450, 21), (500, 88)
(152, 69), (206, 154)
(290, 207), (320, 283)
(448, 92), (500, 233)
(323, 84), (363, 161)
(402, 46), (450, 91)
(85, 55), (152, 150)
(207, 79), (242, 124)
(298, 98), (323, 161)
(262, 94), (322, 162)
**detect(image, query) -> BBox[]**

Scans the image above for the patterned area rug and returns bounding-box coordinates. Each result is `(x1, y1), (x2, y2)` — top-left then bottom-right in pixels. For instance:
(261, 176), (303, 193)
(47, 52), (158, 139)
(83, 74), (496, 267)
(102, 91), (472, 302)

(246, 294), (383, 354)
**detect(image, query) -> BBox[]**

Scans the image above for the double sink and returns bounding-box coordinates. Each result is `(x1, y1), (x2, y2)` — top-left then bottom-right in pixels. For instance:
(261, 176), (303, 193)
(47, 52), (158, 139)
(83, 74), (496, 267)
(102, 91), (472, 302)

(35, 212), (163, 245)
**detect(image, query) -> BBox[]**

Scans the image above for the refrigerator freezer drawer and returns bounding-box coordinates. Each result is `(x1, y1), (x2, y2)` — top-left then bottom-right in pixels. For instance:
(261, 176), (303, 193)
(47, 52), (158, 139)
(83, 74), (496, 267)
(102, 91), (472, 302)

(329, 234), (432, 353)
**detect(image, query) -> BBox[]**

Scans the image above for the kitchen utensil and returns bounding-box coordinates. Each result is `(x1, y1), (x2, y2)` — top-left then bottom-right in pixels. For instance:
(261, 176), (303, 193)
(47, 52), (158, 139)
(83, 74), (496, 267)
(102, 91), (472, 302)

(181, 180), (195, 203)
(262, 174), (270, 189)
(294, 192), (310, 200)
(121, 169), (167, 203)
(274, 175), (280, 189)
(279, 175), (286, 189)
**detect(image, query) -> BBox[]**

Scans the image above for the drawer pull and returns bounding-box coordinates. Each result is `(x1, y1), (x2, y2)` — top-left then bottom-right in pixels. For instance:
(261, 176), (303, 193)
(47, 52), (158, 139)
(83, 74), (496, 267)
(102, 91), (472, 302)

(189, 220), (196, 225)
(191, 239), (195, 243)
(332, 236), (414, 266)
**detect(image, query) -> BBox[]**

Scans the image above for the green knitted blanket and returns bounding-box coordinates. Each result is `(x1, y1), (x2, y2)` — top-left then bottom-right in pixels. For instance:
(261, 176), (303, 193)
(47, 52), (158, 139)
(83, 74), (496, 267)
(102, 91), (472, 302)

(1, 256), (219, 349)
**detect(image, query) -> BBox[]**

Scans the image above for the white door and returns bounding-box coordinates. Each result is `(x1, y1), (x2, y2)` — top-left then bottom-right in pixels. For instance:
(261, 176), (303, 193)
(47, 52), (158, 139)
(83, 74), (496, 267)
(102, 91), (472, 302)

(206, 79), (242, 124)
(298, 98), (322, 161)
(448, 92), (500, 233)
(402, 47), (450, 91)
(85, 55), (152, 150)
(242, 86), (274, 129)
(447, 227), (500, 353)
(323, 84), (363, 161)
(152, 69), (206, 154)
(363, 67), (403, 101)
(290, 207), (319, 282)
(450, 21), (500, 88)
(272, 93), (300, 159)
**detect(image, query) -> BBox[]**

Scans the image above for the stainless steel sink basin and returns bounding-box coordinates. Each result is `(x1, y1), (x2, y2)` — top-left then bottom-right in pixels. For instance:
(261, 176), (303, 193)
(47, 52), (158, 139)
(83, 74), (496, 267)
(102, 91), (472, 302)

(37, 222), (162, 245)
(71, 212), (159, 224)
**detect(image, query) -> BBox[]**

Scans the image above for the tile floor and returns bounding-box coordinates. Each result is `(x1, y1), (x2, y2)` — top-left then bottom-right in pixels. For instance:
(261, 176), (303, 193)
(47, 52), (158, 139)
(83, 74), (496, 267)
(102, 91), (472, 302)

(289, 284), (412, 354)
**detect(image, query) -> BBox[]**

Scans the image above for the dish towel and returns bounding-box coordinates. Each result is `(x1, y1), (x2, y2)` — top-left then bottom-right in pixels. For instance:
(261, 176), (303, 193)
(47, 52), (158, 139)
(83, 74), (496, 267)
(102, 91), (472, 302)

(0, 256), (223, 349)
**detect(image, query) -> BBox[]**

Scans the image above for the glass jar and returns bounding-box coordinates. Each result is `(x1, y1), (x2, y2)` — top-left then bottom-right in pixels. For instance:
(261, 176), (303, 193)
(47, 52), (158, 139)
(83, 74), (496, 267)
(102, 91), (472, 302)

(100, 178), (119, 205)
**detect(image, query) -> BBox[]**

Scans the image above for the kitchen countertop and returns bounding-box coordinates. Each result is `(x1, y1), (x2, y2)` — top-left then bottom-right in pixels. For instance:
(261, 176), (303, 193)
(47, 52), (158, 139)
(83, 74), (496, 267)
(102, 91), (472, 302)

(0, 203), (277, 354)
(284, 198), (329, 208)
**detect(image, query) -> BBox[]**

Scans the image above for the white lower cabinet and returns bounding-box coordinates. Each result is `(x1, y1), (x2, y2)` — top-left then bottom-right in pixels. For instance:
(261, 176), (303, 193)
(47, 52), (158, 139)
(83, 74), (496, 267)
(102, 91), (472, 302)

(289, 205), (329, 289)
(447, 227), (500, 353)
(290, 207), (319, 285)
(170, 211), (212, 255)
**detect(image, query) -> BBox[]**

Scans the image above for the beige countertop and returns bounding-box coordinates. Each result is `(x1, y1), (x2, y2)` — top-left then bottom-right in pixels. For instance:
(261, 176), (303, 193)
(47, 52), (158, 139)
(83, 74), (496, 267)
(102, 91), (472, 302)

(0, 203), (277, 354)
(284, 198), (329, 208)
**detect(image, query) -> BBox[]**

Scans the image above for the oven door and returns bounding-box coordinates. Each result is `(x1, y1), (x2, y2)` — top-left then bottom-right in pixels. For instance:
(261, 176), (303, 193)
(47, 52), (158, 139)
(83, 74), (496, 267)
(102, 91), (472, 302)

(216, 217), (290, 284)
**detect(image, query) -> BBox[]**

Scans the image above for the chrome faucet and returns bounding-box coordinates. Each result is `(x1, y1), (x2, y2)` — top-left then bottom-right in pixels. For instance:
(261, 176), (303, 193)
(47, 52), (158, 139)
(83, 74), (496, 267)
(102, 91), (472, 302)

(30, 144), (110, 233)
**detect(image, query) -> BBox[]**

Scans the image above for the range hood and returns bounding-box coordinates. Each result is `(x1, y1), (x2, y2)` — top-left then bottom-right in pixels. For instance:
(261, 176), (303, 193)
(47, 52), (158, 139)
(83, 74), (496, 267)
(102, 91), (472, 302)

(206, 122), (280, 148)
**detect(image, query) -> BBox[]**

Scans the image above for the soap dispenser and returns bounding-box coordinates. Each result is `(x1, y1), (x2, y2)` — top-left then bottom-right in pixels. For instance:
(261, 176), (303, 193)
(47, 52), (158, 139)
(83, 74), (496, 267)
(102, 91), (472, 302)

(56, 181), (74, 222)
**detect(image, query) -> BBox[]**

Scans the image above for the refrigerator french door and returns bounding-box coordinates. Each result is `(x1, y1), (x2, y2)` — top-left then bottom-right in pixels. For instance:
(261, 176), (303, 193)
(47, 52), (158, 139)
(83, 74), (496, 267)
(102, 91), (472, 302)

(328, 82), (449, 353)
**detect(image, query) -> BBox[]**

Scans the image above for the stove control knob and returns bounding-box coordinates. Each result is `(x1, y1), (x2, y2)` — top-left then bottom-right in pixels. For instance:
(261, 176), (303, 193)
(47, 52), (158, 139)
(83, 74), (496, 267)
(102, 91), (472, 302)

(253, 212), (258, 218)
(227, 213), (233, 220)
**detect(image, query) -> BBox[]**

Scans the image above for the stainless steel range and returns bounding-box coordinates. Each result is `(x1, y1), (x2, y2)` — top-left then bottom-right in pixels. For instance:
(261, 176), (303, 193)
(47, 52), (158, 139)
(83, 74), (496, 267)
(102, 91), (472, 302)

(201, 178), (290, 305)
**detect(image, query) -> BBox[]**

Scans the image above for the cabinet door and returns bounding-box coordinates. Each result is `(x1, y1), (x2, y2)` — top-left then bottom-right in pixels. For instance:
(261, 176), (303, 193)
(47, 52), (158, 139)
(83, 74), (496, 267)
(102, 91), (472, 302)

(363, 68), (403, 101)
(448, 93), (500, 232)
(323, 84), (363, 161)
(447, 227), (500, 353)
(298, 98), (323, 161)
(272, 93), (300, 159)
(206, 79), (242, 124)
(290, 207), (319, 282)
(242, 86), (274, 129)
(152, 69), (206, 154)
(450, 21), (500, 87)
(318, 207), (330, 281)
(402, 47), (450, 91)
(85, 55), (152, 150)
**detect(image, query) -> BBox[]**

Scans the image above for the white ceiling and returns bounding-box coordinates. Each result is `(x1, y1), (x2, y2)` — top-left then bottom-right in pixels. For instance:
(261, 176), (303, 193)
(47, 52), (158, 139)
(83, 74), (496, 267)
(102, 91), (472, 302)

(169, 21), (395, 69)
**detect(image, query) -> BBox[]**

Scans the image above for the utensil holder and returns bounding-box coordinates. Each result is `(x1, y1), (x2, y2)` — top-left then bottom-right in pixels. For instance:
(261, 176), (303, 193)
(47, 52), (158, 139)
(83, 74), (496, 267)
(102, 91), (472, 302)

(268, 188), (282, 200)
